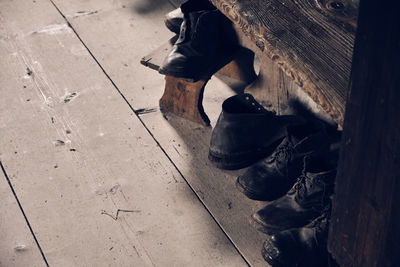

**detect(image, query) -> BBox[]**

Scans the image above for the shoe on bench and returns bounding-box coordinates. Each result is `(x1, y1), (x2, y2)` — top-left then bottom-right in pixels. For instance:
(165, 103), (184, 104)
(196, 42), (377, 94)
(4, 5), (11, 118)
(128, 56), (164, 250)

(165, 8), (184, 34)
(160, 9), (233, 81)
(164, 0), (215, 34)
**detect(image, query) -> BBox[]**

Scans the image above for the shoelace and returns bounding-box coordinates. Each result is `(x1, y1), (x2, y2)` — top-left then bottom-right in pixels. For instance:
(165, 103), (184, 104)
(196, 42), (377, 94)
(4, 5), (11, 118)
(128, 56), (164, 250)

(290, 171), (332, 205)
(272, 142), (294, 164)
(288, 174), (308, 200)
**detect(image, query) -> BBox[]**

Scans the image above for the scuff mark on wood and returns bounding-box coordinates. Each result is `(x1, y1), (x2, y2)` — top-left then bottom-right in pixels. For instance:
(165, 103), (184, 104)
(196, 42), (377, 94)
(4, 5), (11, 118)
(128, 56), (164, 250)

(63, 92), (77, 103)
(54, 140), (65, 146)
(66, 10), (99, 19)
(101, 209), (141, 221)
(134, 107), (158, 116)
(29, 24), (72, 35)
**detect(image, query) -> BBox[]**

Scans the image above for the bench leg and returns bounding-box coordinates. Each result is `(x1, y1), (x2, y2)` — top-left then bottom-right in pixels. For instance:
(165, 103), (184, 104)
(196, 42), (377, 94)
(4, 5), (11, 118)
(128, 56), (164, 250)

(159, 76), (210, 126)
(216, 48), (257, 84)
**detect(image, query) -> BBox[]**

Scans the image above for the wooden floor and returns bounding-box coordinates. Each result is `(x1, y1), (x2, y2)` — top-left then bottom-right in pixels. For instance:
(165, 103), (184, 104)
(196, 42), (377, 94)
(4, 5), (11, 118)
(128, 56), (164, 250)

(0, 0), (269, 266)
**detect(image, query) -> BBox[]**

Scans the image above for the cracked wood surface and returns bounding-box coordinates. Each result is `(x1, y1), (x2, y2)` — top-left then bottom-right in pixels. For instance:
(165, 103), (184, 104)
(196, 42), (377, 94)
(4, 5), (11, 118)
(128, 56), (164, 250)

(210, 0), (358, 126)
(50, 0), (271, 265)
(0, 0), (247, 266)
(0, 167), (46, 267)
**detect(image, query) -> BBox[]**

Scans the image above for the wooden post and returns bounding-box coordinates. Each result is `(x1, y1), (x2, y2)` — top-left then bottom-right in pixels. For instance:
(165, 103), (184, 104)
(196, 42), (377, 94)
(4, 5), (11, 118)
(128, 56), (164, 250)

(328, 0), (400, 266)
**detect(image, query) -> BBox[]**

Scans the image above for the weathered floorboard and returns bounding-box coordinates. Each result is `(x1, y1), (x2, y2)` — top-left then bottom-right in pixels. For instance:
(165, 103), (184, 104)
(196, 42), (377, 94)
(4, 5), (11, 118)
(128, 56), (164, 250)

(210, 0), (358, 126)
(0, 168), (46, 267)
(0, 0), (248, 266)
(49, 0), (270, 265)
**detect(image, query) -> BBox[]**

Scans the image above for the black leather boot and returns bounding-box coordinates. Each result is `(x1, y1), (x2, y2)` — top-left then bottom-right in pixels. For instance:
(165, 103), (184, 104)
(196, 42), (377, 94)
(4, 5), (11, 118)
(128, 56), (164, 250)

(262, 206), (332, 267)
(236, 120), (330, 201)
(159, 8), (237, 81)
(208, 94), (301, 170)
(164, 0), (215, 34)
(251, 152), (338, 234)
(165, 8), (184, 34)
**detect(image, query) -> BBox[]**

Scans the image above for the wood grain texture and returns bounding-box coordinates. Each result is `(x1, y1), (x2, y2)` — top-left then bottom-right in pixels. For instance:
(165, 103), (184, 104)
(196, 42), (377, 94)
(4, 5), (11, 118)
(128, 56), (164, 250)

(0, 170), (46, 267)
(328, 1), (400, 266)
(210, 0), (358, 126)
(49, 0), (271, 265)
(244, 41), (337, 126)
(160, 76), (210, 126)
(0, 0), (248, 266)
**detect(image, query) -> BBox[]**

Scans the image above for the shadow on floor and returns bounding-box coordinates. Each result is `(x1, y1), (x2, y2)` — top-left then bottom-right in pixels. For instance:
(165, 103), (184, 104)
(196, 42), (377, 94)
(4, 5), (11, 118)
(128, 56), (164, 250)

(132, 0), (178, 15)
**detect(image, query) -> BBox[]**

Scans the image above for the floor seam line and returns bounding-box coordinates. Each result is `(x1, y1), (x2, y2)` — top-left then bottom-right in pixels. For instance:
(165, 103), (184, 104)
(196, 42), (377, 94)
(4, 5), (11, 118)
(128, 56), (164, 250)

(47, 1), (251, 265)
(0, 161), (50, 267)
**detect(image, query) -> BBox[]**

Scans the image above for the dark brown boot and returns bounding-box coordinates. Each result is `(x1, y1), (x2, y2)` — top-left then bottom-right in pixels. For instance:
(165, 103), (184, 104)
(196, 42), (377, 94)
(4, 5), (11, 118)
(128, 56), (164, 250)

(236, 120), (330, 201)
(262, 205), (333, 267)
(164, 0), (215, 34)
(251, 152), (338, 234)
(159, 8), (237, 81)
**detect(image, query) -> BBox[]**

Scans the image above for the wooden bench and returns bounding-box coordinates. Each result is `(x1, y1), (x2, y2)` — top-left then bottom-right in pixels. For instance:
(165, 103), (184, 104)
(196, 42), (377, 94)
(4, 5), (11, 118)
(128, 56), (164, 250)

(141, 0), (358, 128)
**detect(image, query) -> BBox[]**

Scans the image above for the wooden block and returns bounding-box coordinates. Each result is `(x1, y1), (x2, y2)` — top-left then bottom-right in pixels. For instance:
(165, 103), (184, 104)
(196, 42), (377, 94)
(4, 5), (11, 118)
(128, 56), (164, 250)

(160, 76), (210, 126)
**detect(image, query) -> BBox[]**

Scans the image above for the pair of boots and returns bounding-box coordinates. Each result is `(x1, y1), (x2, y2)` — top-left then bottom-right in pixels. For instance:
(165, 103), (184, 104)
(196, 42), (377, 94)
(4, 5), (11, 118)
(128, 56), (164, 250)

(161, 0), (238, 81)
(253, 152), (337, 266)
(208, 94), (339, 266)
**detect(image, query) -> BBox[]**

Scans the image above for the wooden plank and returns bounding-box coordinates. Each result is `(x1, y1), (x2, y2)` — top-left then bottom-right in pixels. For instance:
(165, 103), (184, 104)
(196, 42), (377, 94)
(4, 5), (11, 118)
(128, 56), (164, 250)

(210, 0), (358, 126)
(49, 0), (269, 265)
(0, 0), (248, 266)
(237, 27), (337, 126)
(328, 1), (400, 266)
(0, 166), (46, 267)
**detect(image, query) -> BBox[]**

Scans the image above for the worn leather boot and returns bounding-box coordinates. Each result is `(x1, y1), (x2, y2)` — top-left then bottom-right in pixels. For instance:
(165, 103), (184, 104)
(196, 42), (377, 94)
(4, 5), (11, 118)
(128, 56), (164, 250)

(236, 120), (330, 201)
(262, 206), (332, 267)
(159, 8), (237, 81)
(251, 151), (338, 234)
(165, 8), (184, 34)
(208, 94), (301, 170)
(164, 0), (215, 34)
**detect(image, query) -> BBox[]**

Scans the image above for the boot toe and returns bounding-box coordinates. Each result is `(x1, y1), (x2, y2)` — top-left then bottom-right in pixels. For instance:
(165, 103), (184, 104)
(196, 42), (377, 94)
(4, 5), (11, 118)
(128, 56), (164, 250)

(262, 236), (286, 267)
(250, 211), (285, 234)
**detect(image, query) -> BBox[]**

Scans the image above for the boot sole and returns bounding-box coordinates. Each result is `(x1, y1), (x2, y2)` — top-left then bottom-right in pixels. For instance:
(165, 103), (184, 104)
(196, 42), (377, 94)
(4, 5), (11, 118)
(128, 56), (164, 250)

(158, 67), (210, 83)
(235, 178), (272, 201)
(250, 214), (286, 234)
(208, 147), (272, 170)
(208, 137), (284, 170)
(261, 241), (286, 267)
